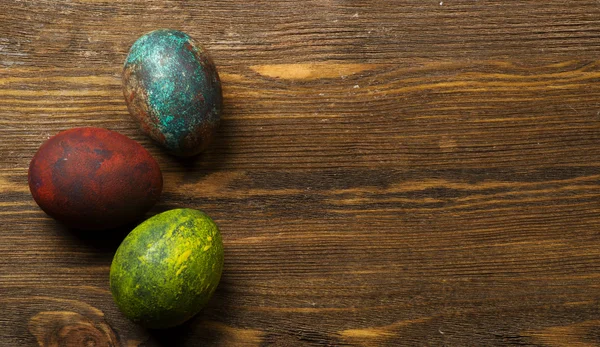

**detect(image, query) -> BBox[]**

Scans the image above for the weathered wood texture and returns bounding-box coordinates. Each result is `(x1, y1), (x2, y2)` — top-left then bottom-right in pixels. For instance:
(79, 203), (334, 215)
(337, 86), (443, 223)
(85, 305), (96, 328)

(1, 1), (600, 346)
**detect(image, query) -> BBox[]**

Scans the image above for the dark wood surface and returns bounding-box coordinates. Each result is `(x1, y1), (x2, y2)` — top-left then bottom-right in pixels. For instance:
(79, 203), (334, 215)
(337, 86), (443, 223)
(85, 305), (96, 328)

(1, 1), (600, 346)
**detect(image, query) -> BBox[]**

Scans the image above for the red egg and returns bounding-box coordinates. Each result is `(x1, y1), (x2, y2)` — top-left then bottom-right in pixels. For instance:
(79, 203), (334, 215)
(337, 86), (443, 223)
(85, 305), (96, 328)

(28, 127), (163, 230)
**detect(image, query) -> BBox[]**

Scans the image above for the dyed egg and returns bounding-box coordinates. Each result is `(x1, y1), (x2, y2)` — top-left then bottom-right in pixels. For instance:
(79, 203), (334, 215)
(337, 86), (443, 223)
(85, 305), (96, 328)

(110, 208), (224, 329)
(28, 127), (163, 230)
(123, 29), (222, 156)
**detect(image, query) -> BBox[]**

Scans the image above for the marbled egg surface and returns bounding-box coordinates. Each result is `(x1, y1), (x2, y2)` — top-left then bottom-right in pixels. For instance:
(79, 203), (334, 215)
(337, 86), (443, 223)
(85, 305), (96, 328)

(28, 127), (163, 230)
(110, 208), (224, 329)
(123, 29), (222, 156)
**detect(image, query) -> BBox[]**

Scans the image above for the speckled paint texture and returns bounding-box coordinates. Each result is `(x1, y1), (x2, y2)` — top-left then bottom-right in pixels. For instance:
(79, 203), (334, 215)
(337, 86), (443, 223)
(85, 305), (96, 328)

(109, 208), (224, 329)
(123, 29), (222, 156)
(28, 127), (163, 230)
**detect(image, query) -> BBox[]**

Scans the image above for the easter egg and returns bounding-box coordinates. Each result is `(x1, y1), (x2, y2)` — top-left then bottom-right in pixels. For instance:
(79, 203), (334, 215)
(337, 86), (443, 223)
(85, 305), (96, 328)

(110, 208), (224, 329)
(123, 29), (222, 156)
(28, 127), (163, 230)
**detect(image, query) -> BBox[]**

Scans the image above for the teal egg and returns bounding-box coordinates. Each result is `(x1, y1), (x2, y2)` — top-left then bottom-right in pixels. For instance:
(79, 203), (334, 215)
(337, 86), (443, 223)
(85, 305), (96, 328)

(123, 29), (222, 156)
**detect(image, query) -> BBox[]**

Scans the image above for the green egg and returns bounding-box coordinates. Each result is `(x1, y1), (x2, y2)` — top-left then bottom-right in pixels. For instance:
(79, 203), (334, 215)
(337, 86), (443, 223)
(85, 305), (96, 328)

(110, 208), (224, 329)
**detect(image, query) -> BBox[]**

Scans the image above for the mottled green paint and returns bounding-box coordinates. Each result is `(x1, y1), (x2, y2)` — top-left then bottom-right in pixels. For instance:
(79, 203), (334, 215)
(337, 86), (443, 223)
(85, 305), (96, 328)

(123, 29), (222, 156)
(110, 208), (224, 329)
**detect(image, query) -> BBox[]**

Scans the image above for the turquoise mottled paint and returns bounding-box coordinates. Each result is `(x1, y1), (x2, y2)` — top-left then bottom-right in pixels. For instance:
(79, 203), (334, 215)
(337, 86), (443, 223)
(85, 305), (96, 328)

(124, 29), (222, 156)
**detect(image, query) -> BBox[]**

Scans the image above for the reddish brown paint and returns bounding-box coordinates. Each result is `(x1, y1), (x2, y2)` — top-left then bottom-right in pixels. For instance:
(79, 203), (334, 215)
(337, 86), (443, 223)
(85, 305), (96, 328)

(128, 91), (136, 103)
(28, 127), (163, 230)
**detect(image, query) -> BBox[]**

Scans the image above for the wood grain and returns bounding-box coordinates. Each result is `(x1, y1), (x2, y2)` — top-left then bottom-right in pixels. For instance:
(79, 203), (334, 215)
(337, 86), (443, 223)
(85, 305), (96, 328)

(1, 1), (600, 346)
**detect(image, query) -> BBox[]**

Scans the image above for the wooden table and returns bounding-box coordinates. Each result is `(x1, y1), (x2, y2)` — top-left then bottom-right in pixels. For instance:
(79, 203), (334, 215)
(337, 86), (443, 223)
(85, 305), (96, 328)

(1, 1), (600, 346)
